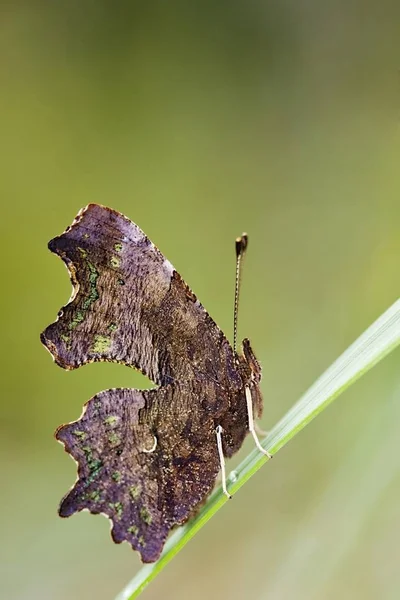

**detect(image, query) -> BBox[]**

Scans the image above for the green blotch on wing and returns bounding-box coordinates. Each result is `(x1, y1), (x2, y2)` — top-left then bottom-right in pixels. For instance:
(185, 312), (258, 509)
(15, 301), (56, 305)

(69, 260), (99, 330)
(110, 256), (120, 268)
(114, 242), (123, 252)
(73, 430), (86, 440)
(77, 247), (87, 258)
(60, 333), (71, 349)
(140, 507), (152, 525)
(112, 471), (122, 482)
(87, 261), (98, 283)
(128, 524), (139, 536)
(69, 310), (85, 330)
(82, 446), (103, 484)
(108, 432), (121, 446)
(87, 467), (102, 485)
(103, 415), (118, 426)
(93, 400), (102, 416)
(138, 536), (146, 547)
(129, 485), (141, 500)
(81, 262), (100, 310)
(86, 489), (101, 502)
(92, 334), (111, 354)
(108, 323), (118, 332)
(109, 502), (123, 518)
(89, 458), (102, 471)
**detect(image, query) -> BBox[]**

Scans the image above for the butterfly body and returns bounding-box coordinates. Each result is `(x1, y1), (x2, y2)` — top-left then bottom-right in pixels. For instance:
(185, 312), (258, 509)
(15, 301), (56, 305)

(41, 204), (263, 562)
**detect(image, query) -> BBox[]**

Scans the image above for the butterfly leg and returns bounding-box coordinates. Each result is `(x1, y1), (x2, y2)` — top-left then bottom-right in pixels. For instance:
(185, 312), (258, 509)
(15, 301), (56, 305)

(215, 425), (232, 499)
(245, 386), (273, 459)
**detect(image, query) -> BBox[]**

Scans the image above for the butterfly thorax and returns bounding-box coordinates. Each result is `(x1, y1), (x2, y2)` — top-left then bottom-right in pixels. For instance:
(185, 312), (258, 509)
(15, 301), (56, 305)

(217, 337), (263, 458)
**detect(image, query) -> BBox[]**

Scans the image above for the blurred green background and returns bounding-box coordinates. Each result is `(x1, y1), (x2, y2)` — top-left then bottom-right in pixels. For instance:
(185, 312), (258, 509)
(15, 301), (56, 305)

(1, 2), (400, 599)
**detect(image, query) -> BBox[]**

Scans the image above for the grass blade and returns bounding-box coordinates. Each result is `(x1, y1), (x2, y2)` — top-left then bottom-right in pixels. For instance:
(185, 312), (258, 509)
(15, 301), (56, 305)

(116, 299), (400, 600)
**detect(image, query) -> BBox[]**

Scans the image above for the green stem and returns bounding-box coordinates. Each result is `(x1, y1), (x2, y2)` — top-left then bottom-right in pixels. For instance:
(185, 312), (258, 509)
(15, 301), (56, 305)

(116, 299), (400, 600)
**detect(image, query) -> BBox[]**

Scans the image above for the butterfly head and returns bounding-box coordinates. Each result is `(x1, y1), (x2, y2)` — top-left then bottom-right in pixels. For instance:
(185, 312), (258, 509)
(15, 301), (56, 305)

(239, 337), (262, 421)
(241, 338), (261, 384)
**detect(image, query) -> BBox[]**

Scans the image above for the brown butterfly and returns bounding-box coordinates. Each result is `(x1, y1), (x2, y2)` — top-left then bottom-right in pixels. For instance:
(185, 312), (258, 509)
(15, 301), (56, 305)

(41, 204), (269, 562)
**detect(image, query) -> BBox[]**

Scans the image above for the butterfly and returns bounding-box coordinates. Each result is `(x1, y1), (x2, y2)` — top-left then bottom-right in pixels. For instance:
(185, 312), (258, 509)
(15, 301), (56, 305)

(41, 204), (269, 562)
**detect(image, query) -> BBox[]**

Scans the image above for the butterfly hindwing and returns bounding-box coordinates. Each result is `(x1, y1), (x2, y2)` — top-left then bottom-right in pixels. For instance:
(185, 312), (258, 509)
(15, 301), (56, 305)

(56, 383), (221, 563)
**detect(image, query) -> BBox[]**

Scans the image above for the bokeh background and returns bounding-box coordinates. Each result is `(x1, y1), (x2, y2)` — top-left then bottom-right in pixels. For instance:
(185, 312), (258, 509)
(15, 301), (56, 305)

(1, 2), (400, 599)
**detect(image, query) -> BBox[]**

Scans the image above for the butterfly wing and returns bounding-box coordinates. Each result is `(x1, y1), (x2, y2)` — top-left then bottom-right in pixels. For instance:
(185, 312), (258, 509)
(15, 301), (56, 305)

(41, 204), (240, 394)
(56, 383), (221, 562)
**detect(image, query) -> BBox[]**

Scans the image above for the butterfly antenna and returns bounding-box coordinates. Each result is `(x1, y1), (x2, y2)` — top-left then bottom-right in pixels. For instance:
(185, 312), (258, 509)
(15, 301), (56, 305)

(233, 233), (248, 354)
